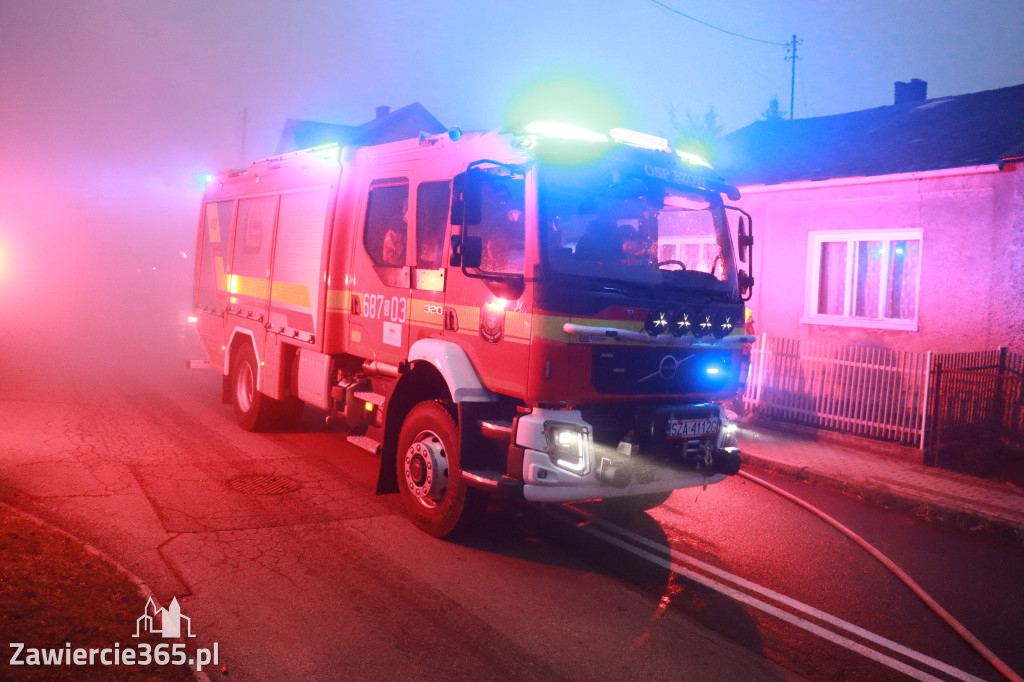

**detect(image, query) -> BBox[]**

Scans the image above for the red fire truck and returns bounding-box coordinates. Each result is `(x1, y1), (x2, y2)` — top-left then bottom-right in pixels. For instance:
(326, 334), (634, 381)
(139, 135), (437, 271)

(191, 121), (755, 537)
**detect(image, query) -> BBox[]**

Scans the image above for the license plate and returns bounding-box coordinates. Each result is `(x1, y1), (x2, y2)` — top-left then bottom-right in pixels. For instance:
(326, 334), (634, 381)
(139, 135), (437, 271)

(665, 418), (719, 439)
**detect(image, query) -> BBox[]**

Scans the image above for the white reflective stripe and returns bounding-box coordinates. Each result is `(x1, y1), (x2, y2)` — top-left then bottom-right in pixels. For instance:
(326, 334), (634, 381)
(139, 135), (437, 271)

(553, 507), (986, 682)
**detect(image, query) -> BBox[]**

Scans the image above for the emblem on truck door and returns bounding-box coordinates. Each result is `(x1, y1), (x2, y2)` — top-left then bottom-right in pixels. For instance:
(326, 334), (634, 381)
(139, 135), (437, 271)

(479, 305), (505, 343)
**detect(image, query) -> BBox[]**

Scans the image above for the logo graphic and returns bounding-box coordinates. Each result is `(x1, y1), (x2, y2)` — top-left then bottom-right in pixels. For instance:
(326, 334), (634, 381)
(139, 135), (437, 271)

(134, 597), (195, 639)
(639, 353), (693, 383)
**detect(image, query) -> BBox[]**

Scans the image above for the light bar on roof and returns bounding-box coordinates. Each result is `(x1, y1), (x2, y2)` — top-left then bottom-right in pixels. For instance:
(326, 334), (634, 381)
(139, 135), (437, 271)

(610, 128), (670, 151)
(676, 150), (712, 168)
(308, 142), (341, 162)
(523, 121), (609, 143)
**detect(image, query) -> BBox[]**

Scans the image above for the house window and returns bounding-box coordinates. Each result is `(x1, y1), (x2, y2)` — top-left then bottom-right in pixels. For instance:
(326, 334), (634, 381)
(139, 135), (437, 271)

(804, 230), (922, 330)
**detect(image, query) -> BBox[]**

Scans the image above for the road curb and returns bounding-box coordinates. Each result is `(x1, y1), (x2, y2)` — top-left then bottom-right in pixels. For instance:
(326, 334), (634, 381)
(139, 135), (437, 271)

(739, 454), (1024, 544)
(0, 501), (212, 682)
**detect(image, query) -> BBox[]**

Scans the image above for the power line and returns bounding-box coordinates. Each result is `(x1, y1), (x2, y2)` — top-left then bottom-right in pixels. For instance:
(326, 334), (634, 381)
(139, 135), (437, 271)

(645, 0), (788, 47)
(646, 0), (802, 118)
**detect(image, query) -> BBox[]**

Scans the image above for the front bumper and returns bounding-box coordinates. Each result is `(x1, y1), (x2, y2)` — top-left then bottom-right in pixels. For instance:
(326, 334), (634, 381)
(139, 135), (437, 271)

(515, 405), (740, 504)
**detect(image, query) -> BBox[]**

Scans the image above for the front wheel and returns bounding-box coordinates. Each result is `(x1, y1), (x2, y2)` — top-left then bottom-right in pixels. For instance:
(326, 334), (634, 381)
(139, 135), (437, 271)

(396, 401), (483, 538)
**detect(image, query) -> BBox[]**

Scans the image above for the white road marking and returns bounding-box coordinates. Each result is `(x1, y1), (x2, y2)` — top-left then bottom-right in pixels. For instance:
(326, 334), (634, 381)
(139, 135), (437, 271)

(550, 506), (986, 682)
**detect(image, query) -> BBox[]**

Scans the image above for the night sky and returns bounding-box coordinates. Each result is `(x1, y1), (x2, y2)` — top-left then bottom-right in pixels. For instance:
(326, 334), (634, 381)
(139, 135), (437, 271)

(1, 0), (1021, 349)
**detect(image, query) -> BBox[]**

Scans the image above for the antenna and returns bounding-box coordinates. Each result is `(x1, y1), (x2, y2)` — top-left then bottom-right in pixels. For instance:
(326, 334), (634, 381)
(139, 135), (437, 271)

(785, 35), (802, 120)
(238, 108), (248, 166)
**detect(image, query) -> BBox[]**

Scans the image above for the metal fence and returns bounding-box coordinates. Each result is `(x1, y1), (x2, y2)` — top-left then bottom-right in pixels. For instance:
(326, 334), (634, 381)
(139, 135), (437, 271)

(742, 334), (930, 446)
(925, 347), (1024, 465)
(742, 336), (1024, 461)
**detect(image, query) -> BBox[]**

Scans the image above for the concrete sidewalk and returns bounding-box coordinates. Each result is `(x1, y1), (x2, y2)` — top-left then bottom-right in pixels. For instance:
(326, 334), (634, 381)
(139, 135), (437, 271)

(736, 421), (1024, 541)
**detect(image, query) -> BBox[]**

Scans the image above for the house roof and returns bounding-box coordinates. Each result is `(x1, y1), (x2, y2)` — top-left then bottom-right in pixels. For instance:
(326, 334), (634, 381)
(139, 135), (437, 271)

(275, 102), (446, 154)
(716, 83), (1024, 187)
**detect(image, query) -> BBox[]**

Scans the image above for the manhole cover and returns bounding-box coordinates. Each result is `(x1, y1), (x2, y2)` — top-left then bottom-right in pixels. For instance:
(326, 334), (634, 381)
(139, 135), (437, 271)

(226, 474), (302, 495)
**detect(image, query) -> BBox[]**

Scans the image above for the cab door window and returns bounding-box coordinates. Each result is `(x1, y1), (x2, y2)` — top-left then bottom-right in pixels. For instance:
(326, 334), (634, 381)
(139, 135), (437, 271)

(413, 181), (450, 293)
(415, 181), (450, 269)
(364, 180), (409, 268)
(477, 175), (525, 275)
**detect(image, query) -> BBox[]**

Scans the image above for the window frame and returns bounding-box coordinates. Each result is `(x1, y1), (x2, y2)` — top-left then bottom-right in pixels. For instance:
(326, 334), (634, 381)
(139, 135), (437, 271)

(802, 229), (922, 331)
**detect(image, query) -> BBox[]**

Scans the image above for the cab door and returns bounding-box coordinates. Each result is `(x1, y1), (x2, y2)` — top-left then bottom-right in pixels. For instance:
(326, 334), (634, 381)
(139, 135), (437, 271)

(353, 176), (413, 365)
(443, 165), (533, 399)
(406, 180), (451, 345)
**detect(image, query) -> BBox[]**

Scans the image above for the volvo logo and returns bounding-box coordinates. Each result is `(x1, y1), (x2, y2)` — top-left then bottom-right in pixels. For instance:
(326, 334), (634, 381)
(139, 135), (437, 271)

(639, 353), (693, 382)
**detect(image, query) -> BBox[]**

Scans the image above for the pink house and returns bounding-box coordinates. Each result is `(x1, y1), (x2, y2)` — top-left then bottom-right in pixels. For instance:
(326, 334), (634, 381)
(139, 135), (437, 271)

(718, 81), (1024, 355)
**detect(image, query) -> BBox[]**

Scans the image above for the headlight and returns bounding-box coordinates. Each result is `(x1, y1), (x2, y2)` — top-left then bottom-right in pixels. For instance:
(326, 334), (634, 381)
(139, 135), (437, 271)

(720, 420), (739, 448)
(543, 421), (590, 474)
(644, 308), (671, 336)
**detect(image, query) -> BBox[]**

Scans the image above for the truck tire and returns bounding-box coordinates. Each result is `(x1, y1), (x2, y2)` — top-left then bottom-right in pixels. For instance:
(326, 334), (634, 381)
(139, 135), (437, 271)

(231, 344), (279, 432)
(397, 401), (484, 538)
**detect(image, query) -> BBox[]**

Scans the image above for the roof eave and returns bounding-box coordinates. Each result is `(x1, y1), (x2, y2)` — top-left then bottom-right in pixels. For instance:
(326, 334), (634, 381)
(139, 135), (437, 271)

(736, 163), (1006, 195)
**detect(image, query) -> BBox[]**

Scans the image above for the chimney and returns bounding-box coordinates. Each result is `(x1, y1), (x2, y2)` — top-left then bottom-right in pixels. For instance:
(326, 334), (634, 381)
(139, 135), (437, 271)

(375, 105), (391, 120)
(894, 79), (927, 105)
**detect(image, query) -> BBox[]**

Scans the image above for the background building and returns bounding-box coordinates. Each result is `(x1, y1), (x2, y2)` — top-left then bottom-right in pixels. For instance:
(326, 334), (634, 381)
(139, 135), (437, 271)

(718, 81), (1024, 354)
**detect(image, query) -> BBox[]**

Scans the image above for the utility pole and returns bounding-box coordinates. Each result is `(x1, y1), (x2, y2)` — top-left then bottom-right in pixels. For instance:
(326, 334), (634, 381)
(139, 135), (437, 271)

(785, 34), (801, 120)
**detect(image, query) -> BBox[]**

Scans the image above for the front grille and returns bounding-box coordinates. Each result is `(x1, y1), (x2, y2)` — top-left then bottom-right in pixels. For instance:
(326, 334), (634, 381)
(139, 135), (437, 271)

(591, 346), (737, 395)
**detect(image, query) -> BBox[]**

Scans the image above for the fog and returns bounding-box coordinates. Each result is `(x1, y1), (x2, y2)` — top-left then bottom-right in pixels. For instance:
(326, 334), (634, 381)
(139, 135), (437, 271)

(0, 0), (1021, 370)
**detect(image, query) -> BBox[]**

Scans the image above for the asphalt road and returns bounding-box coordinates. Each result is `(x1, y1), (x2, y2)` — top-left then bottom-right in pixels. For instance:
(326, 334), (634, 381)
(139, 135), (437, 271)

(2, 329), (1021, 681)
(0, 335), (785, 681)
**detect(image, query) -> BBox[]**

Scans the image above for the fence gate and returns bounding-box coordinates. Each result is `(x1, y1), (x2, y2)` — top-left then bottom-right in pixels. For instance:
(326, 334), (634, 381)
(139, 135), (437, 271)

(925, 347), (1024, 466)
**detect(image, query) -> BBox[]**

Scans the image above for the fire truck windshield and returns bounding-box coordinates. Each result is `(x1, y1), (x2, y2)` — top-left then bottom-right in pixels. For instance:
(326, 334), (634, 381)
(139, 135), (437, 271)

(538, 169), (738, 297)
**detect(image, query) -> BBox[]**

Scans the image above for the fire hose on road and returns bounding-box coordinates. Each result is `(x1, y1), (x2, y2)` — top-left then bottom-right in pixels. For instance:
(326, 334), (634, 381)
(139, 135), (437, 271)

(738, 470), (1022, 682)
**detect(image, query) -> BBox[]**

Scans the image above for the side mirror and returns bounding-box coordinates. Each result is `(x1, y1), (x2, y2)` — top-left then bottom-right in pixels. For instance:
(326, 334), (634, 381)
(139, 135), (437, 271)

(737, 216), (753, 264)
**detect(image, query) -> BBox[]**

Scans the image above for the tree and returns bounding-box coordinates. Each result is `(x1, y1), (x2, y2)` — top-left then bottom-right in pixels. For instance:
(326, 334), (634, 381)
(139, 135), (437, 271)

(669, 104), (723, 163)
(760, 95), (787, 122)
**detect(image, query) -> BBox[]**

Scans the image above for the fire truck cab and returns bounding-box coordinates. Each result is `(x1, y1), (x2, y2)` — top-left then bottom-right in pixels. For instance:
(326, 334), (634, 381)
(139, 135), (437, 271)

(192, 121), (754, 537)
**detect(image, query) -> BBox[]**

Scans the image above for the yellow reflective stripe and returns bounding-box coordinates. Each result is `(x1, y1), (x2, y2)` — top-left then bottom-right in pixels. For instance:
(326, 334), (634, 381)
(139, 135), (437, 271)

(505, 310), (531, 340)
(407, 303), (443, 327)
(534, 313), (572, 341)
(449, 304), (480, 328)
(220, 271), (311, 309)
(326, 289), (349, 312)
(228, 274), (269, 299)
(271, 281), (311, 308)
